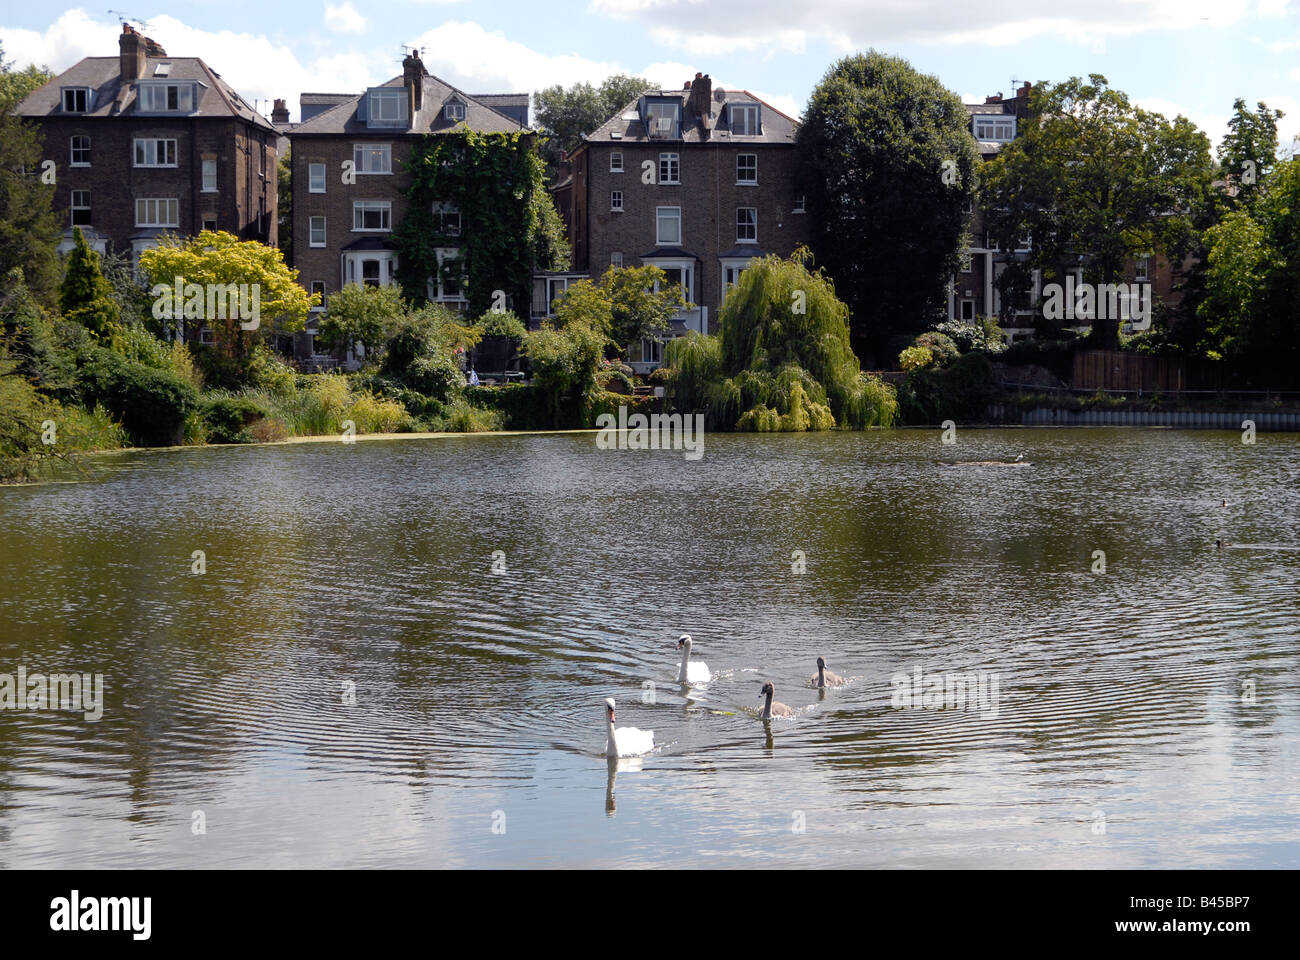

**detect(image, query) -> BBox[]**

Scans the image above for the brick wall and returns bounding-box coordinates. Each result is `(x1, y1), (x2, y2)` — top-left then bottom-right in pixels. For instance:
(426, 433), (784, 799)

(36, 116), (276, 255)
(578, 141), (811, 325)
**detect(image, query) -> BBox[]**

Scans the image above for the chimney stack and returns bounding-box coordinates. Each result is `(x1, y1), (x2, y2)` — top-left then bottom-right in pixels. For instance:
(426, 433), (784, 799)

(271, 98), (289, 124)
(690, 72), (712, 122)
(119, 24), (146, 83)
(403, 51), (426, 113)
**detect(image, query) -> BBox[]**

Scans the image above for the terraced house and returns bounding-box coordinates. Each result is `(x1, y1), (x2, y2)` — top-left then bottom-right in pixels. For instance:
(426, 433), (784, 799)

(288, 52), (525, 361)
(13, 24), (277, 263)
(548, 73), (811, 372)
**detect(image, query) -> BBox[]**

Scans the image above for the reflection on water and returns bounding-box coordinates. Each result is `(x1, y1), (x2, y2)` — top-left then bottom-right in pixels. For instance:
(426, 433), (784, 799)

(0, 429), (1298, 867)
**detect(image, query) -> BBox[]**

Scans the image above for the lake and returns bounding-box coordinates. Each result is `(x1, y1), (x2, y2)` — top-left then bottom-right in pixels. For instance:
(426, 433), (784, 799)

(1, 428), (1297, 868)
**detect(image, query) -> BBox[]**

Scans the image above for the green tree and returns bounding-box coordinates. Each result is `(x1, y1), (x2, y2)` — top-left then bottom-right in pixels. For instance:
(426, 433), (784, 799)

(1218, 98), (1284, 208)
(983, 75), (1215, 349)
(60, 227), (123, 344)
(549, 265), (682, 356)
(1199, 156), (1300, 384)
(534, 75), (654, 175)
(797, 51), (980, 363)
(0, 43), (51, 114)
(0, 45), (60, 305)
(277, 145), (293, 262)
(317, 282), (406, 359)
(138, 230), (314, 360)
(663, 251), (898, 430)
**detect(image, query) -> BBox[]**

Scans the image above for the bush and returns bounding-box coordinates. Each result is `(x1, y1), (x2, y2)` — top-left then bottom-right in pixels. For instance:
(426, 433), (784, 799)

(899, 345), (934, 371)
(898, 351), (998, 425)
(913, 331), (959, 367)
(201, 395), (273, 443)
(77, 347), (200, 446)
(476, 311), (528, 340)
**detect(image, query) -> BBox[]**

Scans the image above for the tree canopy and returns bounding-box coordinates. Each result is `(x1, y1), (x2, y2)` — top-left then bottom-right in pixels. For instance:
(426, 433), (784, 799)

(797, 51), (980, 364)
(983, 75), (1216, 348)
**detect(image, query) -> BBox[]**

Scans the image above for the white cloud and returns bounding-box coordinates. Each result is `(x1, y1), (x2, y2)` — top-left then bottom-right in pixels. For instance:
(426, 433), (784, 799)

(0, 11), (377, 122)
(588, 0), (1252, 52)
(324, 3), (369, 34)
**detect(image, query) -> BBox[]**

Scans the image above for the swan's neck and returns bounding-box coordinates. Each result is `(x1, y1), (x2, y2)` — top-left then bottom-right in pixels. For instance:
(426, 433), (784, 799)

(817, 665), (825, 687)
(606, 717), (618, 755)
(761, 691), (772, 718)
(678, 644), (690, 682)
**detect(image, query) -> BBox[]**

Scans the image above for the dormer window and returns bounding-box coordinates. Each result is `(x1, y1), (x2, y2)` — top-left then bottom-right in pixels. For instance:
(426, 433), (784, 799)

(644, 99), (681, 139)
(367, 89), (407, 128)
(153, 62), (171, 77)
(730, 104), (760, 136)
(138, 82), (194, 113)
(62, 88), (90, 113)
(973, 117), (1015, 141)
(444, 101), (466, 121)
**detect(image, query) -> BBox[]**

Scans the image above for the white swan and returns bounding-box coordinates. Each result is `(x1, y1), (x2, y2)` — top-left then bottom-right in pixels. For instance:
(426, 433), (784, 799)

(811, 656), (845, 688)
(604, 698), (654, 758)
(675, 634), (712, 684)
(759, 681), (794, 719)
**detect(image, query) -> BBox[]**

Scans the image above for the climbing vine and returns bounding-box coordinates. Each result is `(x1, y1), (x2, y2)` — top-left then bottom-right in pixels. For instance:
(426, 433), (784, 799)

(395, 129), (570, 317)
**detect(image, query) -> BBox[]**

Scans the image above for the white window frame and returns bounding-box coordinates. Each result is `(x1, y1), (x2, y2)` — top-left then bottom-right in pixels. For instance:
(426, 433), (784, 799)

(310, 281), (327, 312)
(731, 104), (759, 136)
(610, 152), (624, 173)
(960, 250), (973, 273)
(432, 201), (461, 237)
(658, 152), (680, 185)
(352, 200), (391, 232)
(70, 190), (91, 226)
(69, 135), (90, 167)
(611, 190), (623, 212)
(62, 87), (90, 113)
(1135, 255), (1151, 282)
(656, 205), (681, 246)
(353, 143), (392, 175)
(201, 217), (217, 232)
(133, 138), (177, 168)
(138, 83), (193, 113)
(793, 195), (806, 214)
(721, 259), (750, 302)
(611, 252), (623, 267)
(647, 261), (692, 304)
(444, 102), (466, 121)
(135, 197), (179, 228)
(309, 216), (327, 247)
(736, 153), (757, 185)
(960, 299), (975, 321)
(368, 89), (406, 127)
(432, 247), (465, 302)
(736, 206), (757, 243)
(974, 117), (1016, 142)
(202, 158), (217, 193)
(309, 163), (326, 193)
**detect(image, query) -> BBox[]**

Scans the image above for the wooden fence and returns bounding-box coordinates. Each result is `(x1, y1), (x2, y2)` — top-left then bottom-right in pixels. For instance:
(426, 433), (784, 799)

(1071, 350), (1220, 393)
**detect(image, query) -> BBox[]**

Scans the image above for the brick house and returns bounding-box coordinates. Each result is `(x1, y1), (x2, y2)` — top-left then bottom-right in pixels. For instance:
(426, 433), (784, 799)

(548, 73), (811, 372)
(13, 24), (277, 270)
(955, 82), (1183, 343)
(288, 52), (526, 362)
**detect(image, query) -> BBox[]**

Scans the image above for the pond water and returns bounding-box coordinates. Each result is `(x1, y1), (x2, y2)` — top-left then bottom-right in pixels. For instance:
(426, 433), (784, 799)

(1, 428), (1297, 868)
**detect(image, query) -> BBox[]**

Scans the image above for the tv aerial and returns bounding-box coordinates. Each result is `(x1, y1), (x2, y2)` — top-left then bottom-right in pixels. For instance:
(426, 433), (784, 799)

(107, 9), (151, 31)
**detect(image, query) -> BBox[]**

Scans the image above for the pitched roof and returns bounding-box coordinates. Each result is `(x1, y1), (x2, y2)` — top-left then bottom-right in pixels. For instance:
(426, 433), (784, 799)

(290, 74), (525, 136)
(13, 56), (274, 131)
(583, 87), (797, 146)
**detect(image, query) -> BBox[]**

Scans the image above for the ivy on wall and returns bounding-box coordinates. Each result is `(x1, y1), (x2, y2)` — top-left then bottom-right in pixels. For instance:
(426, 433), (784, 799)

(395, 129), (570, 317)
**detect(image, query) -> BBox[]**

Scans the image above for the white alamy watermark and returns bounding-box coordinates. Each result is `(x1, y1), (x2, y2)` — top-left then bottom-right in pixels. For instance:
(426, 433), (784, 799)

(50, 891), (150, 940)
(595, 406), (705, 461)
(151, 278), (261, 330)
(1041, 276), (1150, 324)
(890, 666), (1000, 720)
(0, 666), (104, 721)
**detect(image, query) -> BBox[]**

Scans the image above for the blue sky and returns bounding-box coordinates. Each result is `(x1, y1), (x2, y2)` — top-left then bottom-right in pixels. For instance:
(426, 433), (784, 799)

(2, 1), (1297, 149)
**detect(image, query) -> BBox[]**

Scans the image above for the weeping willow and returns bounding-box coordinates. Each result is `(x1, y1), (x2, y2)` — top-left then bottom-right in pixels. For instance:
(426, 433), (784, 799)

(663, 251), (897, 430)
